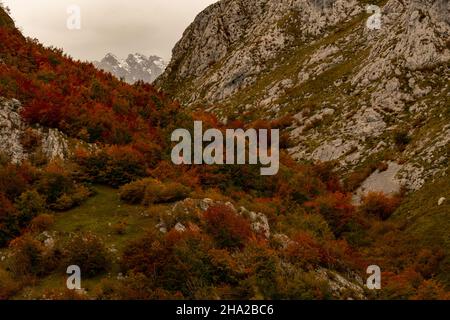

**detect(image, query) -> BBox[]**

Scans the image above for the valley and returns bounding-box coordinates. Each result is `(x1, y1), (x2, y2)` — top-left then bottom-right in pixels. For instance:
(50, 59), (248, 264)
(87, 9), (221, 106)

(0, 0), (448, 300)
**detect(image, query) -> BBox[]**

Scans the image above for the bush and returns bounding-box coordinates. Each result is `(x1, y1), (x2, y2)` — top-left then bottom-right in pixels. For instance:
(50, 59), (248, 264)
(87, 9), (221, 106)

(70, 185), (92, 206)
(50, 185), (91, 211)
(235, 240), (280, 299)
(305, 192), (360, 237)
(102, 146), (147, 187)
(0, 193), (19, 247)
(121, 230), (166, 278)
(64, 233), (111, 278)
(0, 164), (29, 200)
(382, 268), (423, 299)
(112, 221), (128, 235)
(343, 164), (378, 191)
(285, 171), (324, 204)
(321, 239), (361, 272)
(121, 230), (216, 297)
(74, 146), (147, 188)
(360, 192), (401, 220)
(414, 248), (445, 279)
(208, 248), (241, 285)
(161, 230), (215, 296)
(279, 209), (334, 241)
(275, 269), (331, 300)
(0, 268), (21, 299)
(204, 204), (252, 249)
(15, 190), (46, 226)
(36, 163), (74, 204)
(284, 232), (324, 269)
(51, 194), (74, 211)
(8, 235), (57, 277)
(119, 178), (191, 205)
(412, 280), (450, 300)
(393, 130), (411, 150)
(119, 178), (150, 204)
(143, 181), (191, 205)
(20, 128), (42, 153)
(30, 214), (55, 233)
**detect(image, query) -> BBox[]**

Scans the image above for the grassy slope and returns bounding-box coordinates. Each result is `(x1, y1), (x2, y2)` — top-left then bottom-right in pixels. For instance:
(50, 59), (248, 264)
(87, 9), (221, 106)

(12, 186), (166, 299)
(51, 185), (159, 251)
(393, 172), (450, 287)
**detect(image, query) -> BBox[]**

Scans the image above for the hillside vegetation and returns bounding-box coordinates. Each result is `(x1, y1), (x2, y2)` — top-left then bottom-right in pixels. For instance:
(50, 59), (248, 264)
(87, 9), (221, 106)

(157, 0), (450, 295)
(0, 4), (449, 300)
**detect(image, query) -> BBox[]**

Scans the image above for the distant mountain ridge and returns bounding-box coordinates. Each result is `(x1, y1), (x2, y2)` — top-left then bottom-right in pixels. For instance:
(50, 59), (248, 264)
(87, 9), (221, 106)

(94, 53), (167, 84)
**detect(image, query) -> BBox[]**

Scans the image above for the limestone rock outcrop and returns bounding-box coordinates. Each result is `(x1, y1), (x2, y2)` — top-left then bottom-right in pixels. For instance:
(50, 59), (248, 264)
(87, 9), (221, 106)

(158, 0), (450, 195)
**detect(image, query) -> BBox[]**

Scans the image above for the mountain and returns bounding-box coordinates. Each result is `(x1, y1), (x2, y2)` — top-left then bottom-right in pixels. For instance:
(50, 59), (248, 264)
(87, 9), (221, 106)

(1, 2), (449, 300)
(94, 53), (167, 84)
(157, 0), (450, 195)
(157, 0), (450, 286)
(0, 4), (370, 299)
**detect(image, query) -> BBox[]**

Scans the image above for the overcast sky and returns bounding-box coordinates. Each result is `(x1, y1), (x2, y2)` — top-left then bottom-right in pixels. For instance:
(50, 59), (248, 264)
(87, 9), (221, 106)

(3, 0), (217, 62)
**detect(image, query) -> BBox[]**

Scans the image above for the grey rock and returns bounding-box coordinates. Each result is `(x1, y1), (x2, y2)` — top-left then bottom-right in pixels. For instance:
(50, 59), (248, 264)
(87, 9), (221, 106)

(0, 97), (69, 162)
(174, 223), (187, 232)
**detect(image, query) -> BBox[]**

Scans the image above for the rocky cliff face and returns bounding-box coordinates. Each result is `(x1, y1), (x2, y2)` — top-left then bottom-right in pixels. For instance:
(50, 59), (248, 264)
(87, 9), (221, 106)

(157, 0), (363, 102)
(94, 53), (167, 84)
(0, 97), (70, 162)
(157, 0), (450, 196)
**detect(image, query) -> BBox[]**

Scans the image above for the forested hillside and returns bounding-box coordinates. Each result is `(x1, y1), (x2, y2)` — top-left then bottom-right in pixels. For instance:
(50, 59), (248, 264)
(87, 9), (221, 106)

(0, 4), (448, 300)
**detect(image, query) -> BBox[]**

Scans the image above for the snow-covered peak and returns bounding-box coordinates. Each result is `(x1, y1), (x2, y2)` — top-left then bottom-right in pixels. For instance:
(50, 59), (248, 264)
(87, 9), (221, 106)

(103, 53), (120, 63)
(94, 53), (167, 84)
(128, 53), (147, 64)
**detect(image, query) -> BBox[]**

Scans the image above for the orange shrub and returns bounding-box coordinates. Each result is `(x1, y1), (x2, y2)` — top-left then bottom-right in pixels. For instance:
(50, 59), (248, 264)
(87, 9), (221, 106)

(321, 239), (364, 272)
(119, 178), (191, 205)
(119, 178), (150, 204)
(74, 146), (147, 187)
(112, 221), (128, 235)
(64, 233), (111, 278)
(15, 190), (46, 226)
(305, 192), (359, 236)
(121, 230), (216, 298)
(30, 214), (54, 233)
(208, 248), (240, 284)
(149, 161), (200, 189)
(143, 181), (191, 205)
(0, 192), (19, 247)
(121, 231), (166, 278)
(8, 235), (57, 277)
(412, 279), (450, 300)
(0, 268), (21, 300)
(204, 204), (252, 249)
(0, 164), (29, 200)
(20, 128), (42, 153)
(382, 268), (423, 299)
(284, 232), (324, 269)
(414, 248), (445, 279)
(312, 161), (342, 192)
(360, 192), (401, 220)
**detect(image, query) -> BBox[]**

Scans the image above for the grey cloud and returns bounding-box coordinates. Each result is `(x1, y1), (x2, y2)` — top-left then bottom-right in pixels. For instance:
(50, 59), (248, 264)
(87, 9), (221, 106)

(3, 0), (217, 61)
